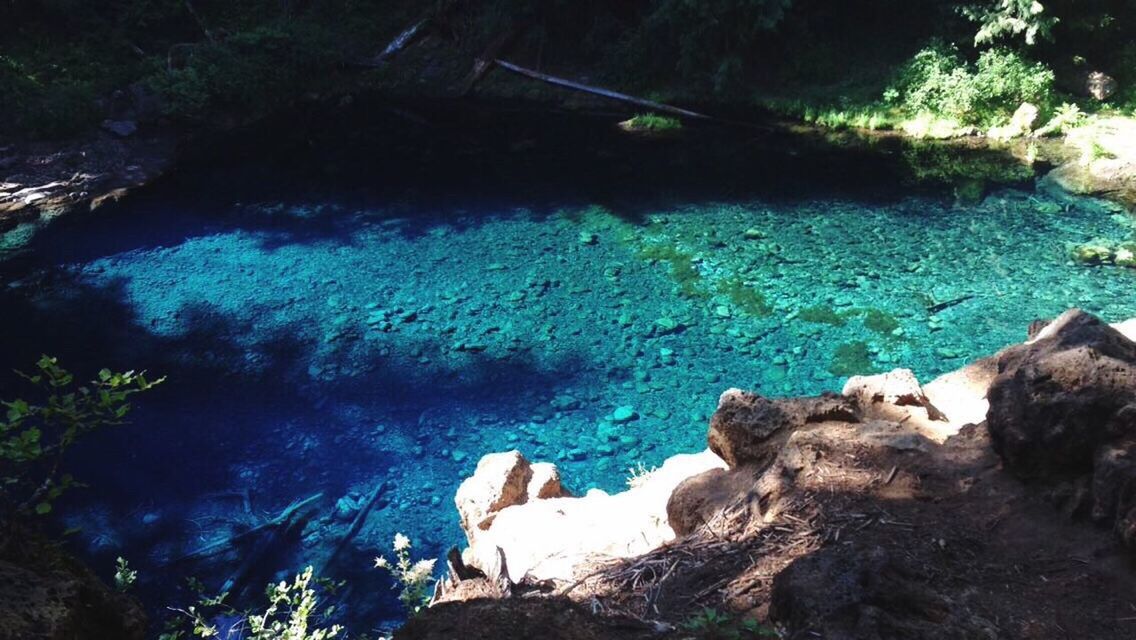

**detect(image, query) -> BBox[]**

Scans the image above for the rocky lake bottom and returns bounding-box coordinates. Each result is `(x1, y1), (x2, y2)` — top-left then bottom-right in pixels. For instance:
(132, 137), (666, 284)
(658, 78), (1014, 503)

(2, 108), (1136, 630)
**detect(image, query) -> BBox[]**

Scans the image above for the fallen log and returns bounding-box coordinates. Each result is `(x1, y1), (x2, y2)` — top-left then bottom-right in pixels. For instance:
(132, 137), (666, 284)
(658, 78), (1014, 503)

(168, 492), (324, 566)
(378, 19), (429, 62)
(349, 19), (430, 68)
(318, 481), (388, 574)
(927, 294), (975, 314)
(491, 59), (710, 121)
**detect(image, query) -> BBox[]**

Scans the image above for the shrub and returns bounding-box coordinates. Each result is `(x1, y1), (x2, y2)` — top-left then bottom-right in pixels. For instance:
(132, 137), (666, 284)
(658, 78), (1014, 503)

(1, 356), (163, 517)
(114, 557), (138, 592)
(163, 567), (342, 640)
(374, 533), (437, 616)
(682, 607), (777, 638)
(884, 43), (1054, 127)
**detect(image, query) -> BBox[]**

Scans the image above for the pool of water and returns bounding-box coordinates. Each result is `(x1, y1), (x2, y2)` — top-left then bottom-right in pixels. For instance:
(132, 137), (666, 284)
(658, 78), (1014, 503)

(2, 102), (1135, 631)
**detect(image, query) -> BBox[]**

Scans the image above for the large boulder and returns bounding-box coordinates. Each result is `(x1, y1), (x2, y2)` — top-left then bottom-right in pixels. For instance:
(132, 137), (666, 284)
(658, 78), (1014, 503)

(454, 450), (569, 543)
(986, 309), (1136, 552)
(708, 389), (860, 469)
(453, 449), (725, 584)
(987, 309), (1136, 479)
(0, 531), (146, 640)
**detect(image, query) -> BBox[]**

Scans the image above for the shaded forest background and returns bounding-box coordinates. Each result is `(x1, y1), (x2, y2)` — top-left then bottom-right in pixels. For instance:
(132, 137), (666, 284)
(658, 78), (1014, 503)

(1, 1), (1135, 139)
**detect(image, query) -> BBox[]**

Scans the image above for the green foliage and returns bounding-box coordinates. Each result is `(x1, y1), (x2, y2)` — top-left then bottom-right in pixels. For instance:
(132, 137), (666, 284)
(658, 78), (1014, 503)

(0, 356), (163, 517)
(164, 566), (340, 640)
(682, 607), (777, 639)
(148, 22), (342, 122)
(623, 113), (683, 132)
(374, 533), (437, 616)
(829, 341), (875, 376)
(798, 305), (846, 326)
(961, 0), (1056, 46)
(621, 0), (794, 95)
(114, 556), (137, 592)
(884, 43), (1054, 127)
(1034, 102), (1085, 137)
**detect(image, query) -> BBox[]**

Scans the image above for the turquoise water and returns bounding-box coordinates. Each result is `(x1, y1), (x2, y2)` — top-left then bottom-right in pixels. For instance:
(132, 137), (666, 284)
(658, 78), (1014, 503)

(2, 106), (1135, 629)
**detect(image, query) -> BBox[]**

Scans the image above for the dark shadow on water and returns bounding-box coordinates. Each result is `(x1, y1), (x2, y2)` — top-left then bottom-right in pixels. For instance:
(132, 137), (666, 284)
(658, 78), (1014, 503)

(0, 261), (588, 630)
(3, 98), (973, 271)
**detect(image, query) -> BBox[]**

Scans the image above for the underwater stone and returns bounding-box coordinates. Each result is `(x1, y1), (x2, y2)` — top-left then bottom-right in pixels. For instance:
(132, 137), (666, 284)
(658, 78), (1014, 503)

(743, 228), (767, 240)
(1072, 242), (1115, 265)
(1115, 244), (1136, 268)
(612, 406), (638, 423)
(655, 317), (683, 334)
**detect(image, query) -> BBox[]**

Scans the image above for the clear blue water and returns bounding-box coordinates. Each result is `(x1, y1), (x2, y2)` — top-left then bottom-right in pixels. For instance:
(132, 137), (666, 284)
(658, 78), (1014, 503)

(2, 105), (1135, 630)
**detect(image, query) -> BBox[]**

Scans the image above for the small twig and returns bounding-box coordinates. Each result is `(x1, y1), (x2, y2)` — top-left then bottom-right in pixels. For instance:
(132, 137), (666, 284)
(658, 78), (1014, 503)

(884, 466), (899, 485)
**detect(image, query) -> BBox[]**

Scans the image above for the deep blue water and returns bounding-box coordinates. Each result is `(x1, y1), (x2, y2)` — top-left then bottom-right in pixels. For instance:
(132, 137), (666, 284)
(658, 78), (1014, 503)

(2, 104), (1135, 631)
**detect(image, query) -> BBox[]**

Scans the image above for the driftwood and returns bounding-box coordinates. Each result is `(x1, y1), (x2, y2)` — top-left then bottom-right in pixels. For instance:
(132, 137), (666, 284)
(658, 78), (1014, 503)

(491, 59), (710, 120)
(318, 481), (388, 574)
(379, 19), (429, 62)
(168, 492), (324, 566)
(349, 19), (430, 68)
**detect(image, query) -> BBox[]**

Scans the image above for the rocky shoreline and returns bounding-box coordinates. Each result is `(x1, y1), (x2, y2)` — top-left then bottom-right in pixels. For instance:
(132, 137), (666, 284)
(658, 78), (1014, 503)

(0, 127), (176, 240)
(406, 309), (1136, 639)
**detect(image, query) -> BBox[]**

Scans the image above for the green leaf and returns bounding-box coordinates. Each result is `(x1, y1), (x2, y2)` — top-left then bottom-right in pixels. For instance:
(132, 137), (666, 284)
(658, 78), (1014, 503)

(34, 502), (52, 515)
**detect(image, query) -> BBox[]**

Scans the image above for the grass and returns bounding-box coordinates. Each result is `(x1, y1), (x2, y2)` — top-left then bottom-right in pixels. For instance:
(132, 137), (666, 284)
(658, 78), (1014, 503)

(622, 113), (683, 132)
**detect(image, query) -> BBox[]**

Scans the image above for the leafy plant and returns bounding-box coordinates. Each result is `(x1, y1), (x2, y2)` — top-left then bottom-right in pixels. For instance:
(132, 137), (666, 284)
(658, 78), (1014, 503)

(961, 0), (1057, 46)
(374, 533), (437, 616)
(884, 43), (1054, 127)
(1034, 102), (1085, 137)
(163, 567), (340, 640)
(623, 113), (683, 132)
(1, 356), (163, 517)
(682, 607), (777, 639)
(114, 556), (138, 592)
